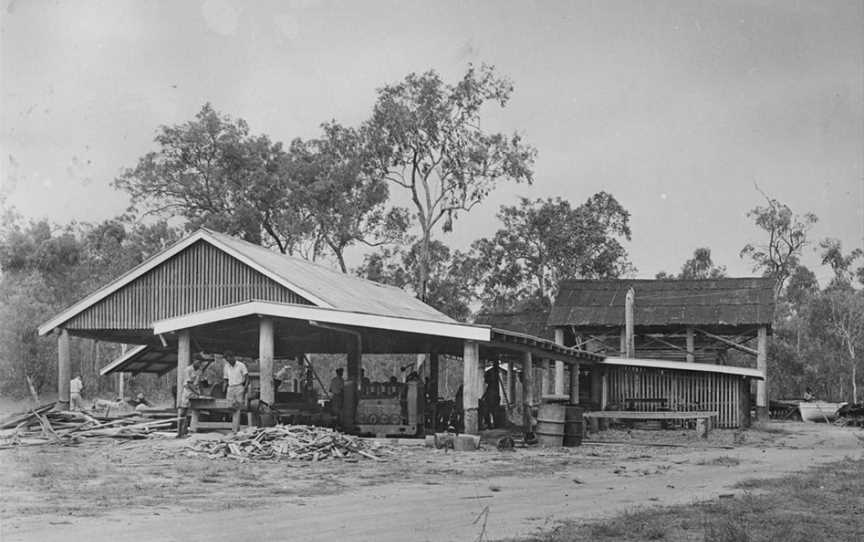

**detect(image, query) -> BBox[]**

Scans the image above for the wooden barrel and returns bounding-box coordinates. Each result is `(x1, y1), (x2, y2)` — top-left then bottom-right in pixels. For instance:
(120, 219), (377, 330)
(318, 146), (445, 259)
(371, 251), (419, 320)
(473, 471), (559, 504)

(536, 403), (565, 447)
(563, 405), (584, 447)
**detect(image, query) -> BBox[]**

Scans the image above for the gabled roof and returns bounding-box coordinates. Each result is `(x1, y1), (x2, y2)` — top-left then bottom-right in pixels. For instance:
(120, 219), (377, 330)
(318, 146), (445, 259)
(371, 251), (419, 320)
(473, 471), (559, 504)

(204, 230), (451, 323)
(39, 228), (453, 335)
(548, 278), (775, 328)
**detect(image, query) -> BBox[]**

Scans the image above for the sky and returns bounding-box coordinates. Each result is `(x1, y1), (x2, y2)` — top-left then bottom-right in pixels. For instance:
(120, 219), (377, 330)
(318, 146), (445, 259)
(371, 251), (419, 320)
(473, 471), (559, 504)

(2, 0), (862, 281)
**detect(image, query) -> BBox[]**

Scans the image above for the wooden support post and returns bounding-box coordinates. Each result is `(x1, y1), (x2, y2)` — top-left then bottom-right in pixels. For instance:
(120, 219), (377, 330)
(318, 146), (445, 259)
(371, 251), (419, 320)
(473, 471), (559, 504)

(756, 325), (768, 420)
(118, 344), (127, 400)
(429, 352), (439, 400)
(554, 328), (565, 395)
(345, 335), (362, 429)
(619, 328), (627, 357)
(591, 366), (602, 407)
(259, 317), (275, 405)
(601, 369), (608, 410)
(625, 287), (635, 358)
(686, 326), (695, 363)
(570, 363), (580, 404)
(463, 340), (481, 435)
(541, 359), (550, 397)
(522, 351), (534, 432)
(429, 352), (439, 427)
(176, 330), (190, 409)
(57, 329), (70, 409)
(508, 358), (516, 407)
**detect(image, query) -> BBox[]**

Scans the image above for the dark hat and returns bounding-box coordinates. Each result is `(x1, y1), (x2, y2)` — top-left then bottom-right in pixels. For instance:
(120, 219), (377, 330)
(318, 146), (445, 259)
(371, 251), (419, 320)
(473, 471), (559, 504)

(335, 368), (344, 374)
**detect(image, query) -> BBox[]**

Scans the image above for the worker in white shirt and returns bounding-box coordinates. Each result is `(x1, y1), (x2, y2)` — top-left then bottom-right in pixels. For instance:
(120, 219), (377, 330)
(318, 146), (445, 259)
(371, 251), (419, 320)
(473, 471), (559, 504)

(221, 350), (249, 433)
(69, 375), (84, 411)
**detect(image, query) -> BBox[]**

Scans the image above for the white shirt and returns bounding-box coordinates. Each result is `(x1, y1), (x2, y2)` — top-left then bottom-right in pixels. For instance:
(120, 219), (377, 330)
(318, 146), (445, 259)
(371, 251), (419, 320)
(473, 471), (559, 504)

(223, 361), (248, 386)
(70, 377), (83, 394)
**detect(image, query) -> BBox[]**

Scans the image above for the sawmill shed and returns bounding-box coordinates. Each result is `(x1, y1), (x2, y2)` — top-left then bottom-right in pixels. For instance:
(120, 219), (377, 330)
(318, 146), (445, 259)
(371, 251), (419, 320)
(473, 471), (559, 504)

(38, 229), (600, 435)
(476, 278), (772, 429)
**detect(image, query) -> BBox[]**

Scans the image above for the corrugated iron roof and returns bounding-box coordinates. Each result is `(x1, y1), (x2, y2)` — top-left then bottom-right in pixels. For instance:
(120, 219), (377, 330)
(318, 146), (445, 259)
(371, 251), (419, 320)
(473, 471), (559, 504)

(205, 230), (454, 323)
(40, 229), (456, 335)
(475, 310), (555, 340)
(548, 278), (775, 327)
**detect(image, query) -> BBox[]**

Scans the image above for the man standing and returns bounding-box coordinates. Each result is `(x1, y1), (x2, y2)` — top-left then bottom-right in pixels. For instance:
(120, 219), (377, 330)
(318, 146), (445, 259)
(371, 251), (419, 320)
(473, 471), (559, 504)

(480, 361), (501, 429)
(329, 368), (345, 425)
(69, 374), (84, 411)
(177, 355), (204, 438)
(222, 350), (249, 433)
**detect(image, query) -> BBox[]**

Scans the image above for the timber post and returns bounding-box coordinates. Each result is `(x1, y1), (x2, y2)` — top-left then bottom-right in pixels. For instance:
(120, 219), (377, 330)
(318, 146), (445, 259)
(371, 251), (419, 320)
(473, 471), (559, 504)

(625, 287), (635, 358)
(259, 317), (275, 405)
(541, 359), (550, 397)
(570, 363), (580, 404)
(686, 326), (695, 363)
(176, 330), (190, 409)
(57, 328), (70, 409)
(756, 325), (768, 420)
(463, 340), (481, 435)
(345, 334), (362, 428)
(521, 351), (534, 432)
(429, 352), (439, 424)
(554, 328), (565, 395)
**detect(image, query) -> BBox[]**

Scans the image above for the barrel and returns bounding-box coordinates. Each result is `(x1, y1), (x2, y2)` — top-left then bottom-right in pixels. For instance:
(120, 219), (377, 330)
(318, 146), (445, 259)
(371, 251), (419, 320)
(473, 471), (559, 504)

(563, 405), (584, 446)
(536, 402), (566, 447)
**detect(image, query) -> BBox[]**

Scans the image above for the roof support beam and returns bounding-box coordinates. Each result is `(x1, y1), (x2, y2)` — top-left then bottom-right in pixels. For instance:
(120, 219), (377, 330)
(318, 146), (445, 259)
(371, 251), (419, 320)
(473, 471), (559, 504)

(483, 340), (598, 365)
(693, 328), (759, 357)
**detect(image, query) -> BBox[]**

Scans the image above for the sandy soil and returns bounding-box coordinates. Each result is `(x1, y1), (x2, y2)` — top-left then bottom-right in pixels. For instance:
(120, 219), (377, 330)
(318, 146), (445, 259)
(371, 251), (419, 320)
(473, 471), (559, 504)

(1, 422), (861, 542)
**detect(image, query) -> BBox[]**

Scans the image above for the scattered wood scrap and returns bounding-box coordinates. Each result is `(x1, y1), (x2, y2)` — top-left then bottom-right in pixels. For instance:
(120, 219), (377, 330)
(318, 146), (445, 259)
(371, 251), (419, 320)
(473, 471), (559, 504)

(0, 409), (176, 448)
(186, 425), (393, 462)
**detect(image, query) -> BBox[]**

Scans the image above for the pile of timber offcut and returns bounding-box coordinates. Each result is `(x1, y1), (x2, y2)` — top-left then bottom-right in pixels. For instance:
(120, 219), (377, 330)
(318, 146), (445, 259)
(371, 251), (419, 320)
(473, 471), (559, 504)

(186, 425), (392, 462)
(0, 406), (175, 448)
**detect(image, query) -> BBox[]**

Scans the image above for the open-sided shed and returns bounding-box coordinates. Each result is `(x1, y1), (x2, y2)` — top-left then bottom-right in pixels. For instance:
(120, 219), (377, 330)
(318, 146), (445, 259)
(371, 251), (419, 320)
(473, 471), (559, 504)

(39, 229), (600, 434)
(548, 278), (775, 421)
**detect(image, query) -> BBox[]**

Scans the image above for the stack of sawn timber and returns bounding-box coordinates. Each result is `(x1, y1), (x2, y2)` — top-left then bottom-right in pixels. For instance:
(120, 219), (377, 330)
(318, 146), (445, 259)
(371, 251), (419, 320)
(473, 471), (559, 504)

(0, 404), (175, 448)
(186, 425), (392, 461)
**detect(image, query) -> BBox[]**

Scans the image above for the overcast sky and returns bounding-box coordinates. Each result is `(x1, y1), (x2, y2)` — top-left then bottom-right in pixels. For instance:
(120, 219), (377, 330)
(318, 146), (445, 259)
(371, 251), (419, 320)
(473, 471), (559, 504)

(2, 0), (862, 281)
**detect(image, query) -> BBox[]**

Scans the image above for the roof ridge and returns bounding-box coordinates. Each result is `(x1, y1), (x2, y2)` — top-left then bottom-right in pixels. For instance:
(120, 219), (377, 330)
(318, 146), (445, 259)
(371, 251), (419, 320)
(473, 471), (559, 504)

(201, 229), (411, 293)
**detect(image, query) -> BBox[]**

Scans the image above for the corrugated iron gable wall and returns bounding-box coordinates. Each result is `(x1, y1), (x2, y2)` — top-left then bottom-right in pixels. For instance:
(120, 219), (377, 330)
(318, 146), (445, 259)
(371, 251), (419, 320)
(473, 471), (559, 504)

(65, 241), (311, 330)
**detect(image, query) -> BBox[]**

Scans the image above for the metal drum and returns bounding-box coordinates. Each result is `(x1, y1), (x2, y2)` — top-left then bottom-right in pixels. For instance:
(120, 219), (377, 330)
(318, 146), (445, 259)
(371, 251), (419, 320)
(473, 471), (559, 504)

(536, 402), (565, 447)
(563, 405), (584, 446)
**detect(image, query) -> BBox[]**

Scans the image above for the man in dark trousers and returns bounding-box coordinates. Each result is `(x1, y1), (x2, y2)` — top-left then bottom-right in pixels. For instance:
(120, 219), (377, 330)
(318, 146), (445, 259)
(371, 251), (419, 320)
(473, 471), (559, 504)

(480, 361), (501, 429)
(329, 368), (345, 426)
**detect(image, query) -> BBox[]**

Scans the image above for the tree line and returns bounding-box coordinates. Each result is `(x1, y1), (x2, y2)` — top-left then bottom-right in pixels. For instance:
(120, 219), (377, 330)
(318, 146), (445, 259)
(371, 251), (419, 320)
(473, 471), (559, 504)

(1, 65), (862, 404)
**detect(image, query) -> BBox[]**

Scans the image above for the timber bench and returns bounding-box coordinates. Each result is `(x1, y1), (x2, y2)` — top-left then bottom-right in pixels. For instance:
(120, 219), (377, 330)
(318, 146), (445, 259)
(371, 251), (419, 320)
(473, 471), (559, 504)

(583, 410), (718, 437)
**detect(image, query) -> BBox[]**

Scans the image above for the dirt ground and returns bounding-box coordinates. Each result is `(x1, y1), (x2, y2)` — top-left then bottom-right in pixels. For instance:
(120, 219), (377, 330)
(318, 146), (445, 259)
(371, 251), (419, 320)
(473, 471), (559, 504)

(1, 421), (862, 542)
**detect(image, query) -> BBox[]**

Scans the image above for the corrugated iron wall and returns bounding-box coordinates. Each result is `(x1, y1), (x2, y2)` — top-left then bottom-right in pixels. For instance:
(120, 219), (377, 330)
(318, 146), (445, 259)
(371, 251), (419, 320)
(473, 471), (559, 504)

(606, 366), (743, 428)
(66, 241), (310, 330)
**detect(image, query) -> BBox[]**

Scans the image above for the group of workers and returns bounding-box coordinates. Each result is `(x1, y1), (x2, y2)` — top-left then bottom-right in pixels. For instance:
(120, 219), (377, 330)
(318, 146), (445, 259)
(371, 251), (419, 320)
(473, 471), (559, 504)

(177, 350), (248, 437)
(70, 351), (508, 436)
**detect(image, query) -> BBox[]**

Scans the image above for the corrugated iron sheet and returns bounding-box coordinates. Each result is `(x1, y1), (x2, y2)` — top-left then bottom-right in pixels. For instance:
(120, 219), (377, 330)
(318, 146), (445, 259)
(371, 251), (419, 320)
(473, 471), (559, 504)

(548, 278), (775, 327)
(66, 241), (309, 330)
(475, 310), (554, 340)
(209, 230), (452, 323)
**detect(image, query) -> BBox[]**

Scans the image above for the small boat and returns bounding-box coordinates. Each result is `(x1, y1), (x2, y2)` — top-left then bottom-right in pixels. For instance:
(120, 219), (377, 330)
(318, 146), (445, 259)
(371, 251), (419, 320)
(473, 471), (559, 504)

(798, 401), (847, 422)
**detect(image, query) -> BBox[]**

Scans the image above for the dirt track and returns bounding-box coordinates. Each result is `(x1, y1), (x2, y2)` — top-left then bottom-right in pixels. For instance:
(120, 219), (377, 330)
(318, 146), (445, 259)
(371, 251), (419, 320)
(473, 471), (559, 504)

(2, 423), (861, 542)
